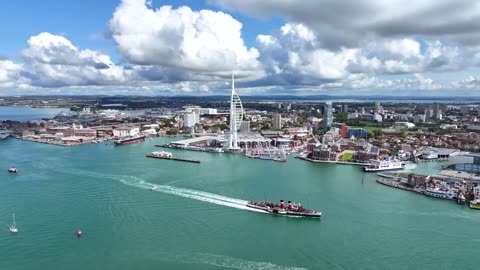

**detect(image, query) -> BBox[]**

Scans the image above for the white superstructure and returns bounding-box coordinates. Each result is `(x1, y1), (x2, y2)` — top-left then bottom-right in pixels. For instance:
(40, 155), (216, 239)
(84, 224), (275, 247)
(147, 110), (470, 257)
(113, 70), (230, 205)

(424, 188), (455, 200)
(364, 157), (406, 172)
(0, 130), (12, 139)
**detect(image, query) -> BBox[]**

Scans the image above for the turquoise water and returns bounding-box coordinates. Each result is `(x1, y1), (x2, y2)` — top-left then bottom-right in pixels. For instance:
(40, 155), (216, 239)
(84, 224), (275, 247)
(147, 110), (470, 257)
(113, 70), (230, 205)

(0, 137), (478, 270)
(0, 106), (66, 122)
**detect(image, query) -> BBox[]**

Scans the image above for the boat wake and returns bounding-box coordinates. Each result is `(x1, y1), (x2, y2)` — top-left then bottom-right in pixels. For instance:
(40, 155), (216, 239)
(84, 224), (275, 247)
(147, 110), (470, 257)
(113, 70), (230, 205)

(404, 163), (417, 170)
(34, 166), (267, 214)
(163, 252), (309, 270)
(119, 176), (266, 213)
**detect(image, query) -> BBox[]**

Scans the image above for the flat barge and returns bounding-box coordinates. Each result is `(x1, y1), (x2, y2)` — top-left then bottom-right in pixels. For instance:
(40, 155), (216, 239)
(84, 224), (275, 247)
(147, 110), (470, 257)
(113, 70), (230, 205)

(146, 151), (200, 163)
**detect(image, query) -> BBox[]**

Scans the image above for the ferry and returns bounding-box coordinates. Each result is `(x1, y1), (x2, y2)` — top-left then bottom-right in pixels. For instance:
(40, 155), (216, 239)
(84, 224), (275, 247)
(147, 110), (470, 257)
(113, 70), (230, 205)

(114, 135), (146, 145)
(363, 157), (406, 172)
(247, 200), (321, 218)
(423, 187), (455, 200)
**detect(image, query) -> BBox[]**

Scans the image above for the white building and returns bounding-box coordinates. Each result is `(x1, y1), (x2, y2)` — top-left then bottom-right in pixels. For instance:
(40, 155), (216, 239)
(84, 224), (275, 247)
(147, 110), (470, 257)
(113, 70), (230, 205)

(185, 107), (217, 115)
(239, 120), (250, 133)
(413, 114), (426, 123)
(373, 113), (383, 122)
(113, 127), (139, 137)
(272, 114), (282, 129)
(392, 122), (415, 130)
(142, 124), (159, 130)
(440, 124), (457, 130)
(183, 112), (199, 127)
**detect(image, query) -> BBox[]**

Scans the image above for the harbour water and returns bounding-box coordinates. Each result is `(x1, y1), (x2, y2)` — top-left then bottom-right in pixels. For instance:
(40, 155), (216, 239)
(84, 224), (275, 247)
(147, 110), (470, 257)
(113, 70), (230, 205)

(0, 106), (66, 122)
(0, 137), (479, 270)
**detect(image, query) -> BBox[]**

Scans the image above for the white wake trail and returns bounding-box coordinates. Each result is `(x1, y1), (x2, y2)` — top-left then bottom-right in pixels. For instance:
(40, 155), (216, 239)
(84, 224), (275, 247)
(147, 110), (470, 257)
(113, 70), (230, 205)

(119, 177), (266, 214)
(41, 166), (266, 214)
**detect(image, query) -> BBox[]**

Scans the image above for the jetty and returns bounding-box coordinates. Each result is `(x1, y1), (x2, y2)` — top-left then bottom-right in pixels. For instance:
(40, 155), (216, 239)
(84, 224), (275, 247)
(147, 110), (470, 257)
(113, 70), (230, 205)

(146, 153), (200, 163)
(296, 155), (367, 166)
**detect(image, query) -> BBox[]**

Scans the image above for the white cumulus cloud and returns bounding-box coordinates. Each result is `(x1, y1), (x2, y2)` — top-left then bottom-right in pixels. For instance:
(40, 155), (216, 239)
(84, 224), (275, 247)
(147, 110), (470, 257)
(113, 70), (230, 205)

(20, 32), (133, 88)
(109, 0), (262, 77)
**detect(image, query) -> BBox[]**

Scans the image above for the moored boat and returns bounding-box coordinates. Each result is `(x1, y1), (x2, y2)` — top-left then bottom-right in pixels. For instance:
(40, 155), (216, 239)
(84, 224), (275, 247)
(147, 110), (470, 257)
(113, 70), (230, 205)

(247, 200), (321, 218)
(0, 129), (12, 140)
(469, 199), (480, 210)
(457, 193), (466, 204)
(114, 135), (146, 145)
(423, 187), (455, 200)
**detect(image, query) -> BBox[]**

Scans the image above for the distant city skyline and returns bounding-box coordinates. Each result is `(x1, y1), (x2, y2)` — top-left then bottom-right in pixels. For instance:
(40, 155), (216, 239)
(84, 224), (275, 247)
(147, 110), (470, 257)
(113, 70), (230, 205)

(1, 0), (480, 96)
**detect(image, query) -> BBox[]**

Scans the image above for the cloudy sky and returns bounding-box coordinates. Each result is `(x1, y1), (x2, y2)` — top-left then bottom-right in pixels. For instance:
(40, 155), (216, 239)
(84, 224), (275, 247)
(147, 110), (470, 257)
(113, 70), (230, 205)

(1, 0), (480, 96)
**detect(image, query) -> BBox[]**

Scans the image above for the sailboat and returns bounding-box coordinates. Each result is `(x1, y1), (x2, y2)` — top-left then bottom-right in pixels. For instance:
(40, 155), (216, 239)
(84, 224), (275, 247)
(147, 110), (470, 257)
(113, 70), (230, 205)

(9, 213), (18, 233)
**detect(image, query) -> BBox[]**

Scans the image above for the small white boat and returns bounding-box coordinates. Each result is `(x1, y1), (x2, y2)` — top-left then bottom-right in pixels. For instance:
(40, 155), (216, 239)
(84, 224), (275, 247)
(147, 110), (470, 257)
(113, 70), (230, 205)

(8, 165), (17, 173)
(9, 213), (18, 233)
(150, 185), (158, 191)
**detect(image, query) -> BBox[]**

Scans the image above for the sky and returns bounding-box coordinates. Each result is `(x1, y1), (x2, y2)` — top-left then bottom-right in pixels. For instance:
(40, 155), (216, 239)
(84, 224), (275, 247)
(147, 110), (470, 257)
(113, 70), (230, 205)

(1, 0), (480, 96)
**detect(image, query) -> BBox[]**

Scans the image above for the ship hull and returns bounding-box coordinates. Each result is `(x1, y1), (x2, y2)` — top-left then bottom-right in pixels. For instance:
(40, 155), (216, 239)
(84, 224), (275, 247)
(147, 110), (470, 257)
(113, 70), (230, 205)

(363, 166), (406, 172)
(246, 203), (321, 218)
(114, 136), (146, 145)
(469, 202), (480, 210)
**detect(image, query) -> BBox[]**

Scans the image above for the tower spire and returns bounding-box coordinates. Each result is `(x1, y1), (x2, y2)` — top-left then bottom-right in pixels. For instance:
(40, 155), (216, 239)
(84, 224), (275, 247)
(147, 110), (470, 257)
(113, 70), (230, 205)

(226, 71), (243, 152)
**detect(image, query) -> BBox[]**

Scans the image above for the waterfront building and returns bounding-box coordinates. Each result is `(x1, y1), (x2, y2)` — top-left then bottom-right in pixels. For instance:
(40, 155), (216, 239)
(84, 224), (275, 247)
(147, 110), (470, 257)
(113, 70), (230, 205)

(239, 120), (250, 133)
(73, 129), (97, 138)
(323, 102), (333, 133)
(272, 114), (282, 129)
(447, 153), (480, 173)
(113, 127), (139, 137)
(311, 147), (337, 161)
(226, 73), (243, 151)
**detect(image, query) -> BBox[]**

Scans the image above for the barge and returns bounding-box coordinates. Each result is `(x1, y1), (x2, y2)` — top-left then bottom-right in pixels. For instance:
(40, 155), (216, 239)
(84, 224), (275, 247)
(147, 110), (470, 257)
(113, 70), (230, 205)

(146, 151), (200, 163)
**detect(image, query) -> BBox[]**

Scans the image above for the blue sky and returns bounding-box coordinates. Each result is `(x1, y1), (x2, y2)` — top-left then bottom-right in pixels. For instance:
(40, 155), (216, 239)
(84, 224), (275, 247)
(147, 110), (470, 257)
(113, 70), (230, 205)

(0, 0), (282, 61)
(0, 0), (479, 96)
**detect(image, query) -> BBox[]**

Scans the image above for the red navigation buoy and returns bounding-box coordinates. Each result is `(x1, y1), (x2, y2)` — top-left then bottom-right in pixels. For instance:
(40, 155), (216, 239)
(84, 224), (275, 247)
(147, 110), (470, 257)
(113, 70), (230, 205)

(77, 229), (82, 238)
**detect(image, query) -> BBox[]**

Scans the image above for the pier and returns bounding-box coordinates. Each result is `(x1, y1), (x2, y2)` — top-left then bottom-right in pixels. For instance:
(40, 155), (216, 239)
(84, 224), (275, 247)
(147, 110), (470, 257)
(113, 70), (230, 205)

(297, 155), (367, 166)
(156, 143), (223, 153)
(146, 153), (200, 163)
